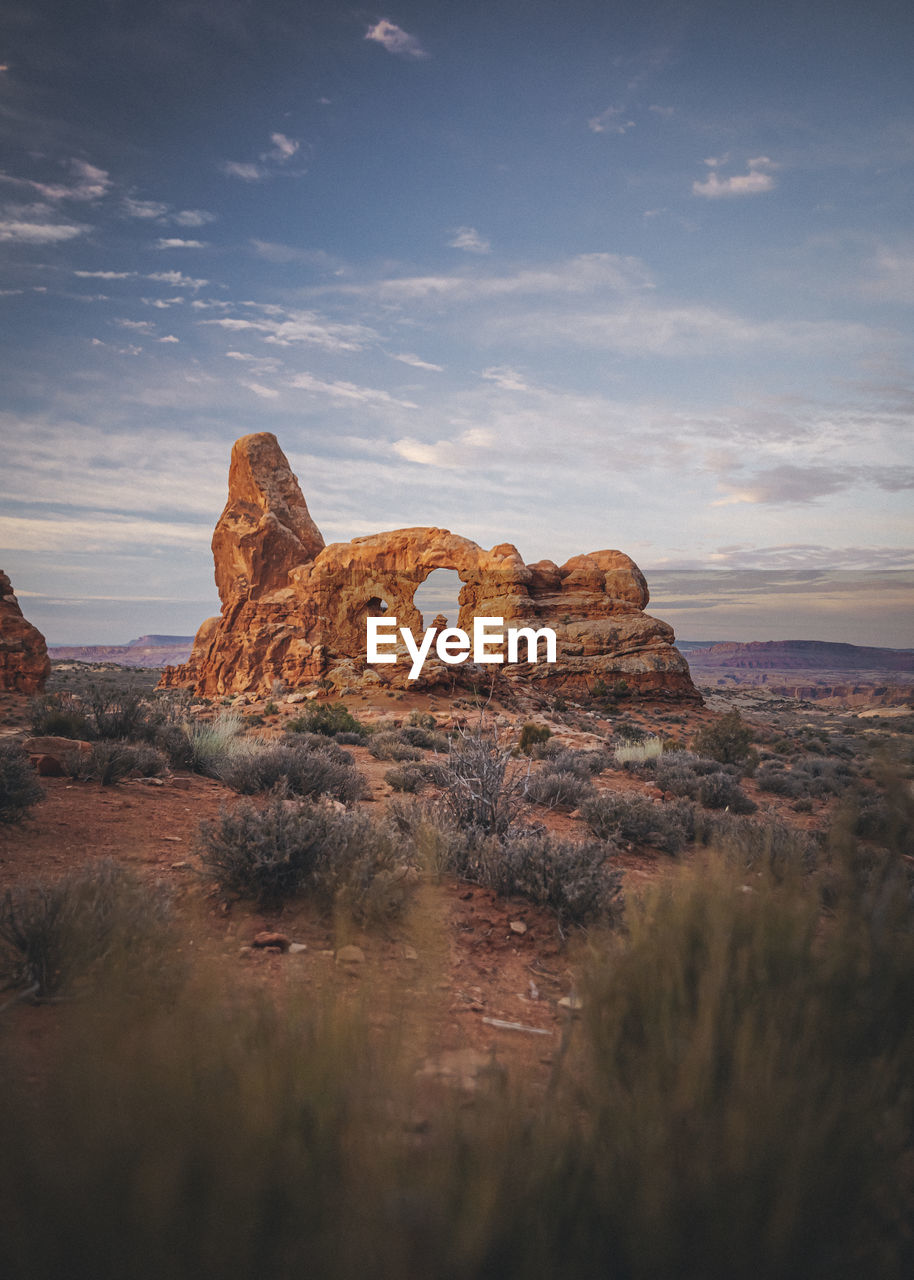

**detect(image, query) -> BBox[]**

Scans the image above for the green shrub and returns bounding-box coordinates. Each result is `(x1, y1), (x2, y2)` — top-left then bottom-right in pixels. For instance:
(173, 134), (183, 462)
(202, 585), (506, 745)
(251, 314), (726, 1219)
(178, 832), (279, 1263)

(286, 703), (368, 738)
(525, 769), (595, 809)
(197, 797), (415, 921)
(0, 742), (43, 823)
(28, 690), (91, 739)
(181, 712), (248, 777)
(575, 850), (914, 1278)
(518, 722), (552, 755)
(433, 729), (529, 836)
(65, 741), (168, 785)
(692, 710), (754, 765)
(582, 791), (694, 854)
(480, 829), (623, 927)
(697, 770), (757, 813)
(368, 731), (422, 762)
(0, 861), (173, 999)
(217, 741), (366, 805)
(384, 764), (428, 793)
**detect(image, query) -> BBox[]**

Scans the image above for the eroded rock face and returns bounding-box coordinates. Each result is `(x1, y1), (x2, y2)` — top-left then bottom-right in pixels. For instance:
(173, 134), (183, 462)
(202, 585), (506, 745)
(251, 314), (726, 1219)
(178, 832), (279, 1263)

(160, 433), (698, 701)
(0, 570), (50, 693)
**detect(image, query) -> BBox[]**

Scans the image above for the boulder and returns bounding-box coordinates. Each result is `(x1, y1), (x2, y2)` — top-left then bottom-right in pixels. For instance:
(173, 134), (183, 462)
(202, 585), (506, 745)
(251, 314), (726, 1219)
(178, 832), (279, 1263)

(0, 572), (50, 694)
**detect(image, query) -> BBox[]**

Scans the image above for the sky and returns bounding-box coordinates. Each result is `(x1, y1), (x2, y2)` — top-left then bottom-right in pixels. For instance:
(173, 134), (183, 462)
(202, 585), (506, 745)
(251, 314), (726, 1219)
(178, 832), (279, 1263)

(0, 0), (912, 646)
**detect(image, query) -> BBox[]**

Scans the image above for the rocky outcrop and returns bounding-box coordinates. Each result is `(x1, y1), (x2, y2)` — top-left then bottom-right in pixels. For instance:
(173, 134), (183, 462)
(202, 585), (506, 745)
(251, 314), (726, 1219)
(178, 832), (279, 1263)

(160, 433), (698, 701)
(0, 570), (50, 694)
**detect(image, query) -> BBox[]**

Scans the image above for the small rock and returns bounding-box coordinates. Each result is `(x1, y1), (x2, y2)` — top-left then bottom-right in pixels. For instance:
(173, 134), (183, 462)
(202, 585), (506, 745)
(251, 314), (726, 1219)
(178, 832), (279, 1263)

(252, 931), (291, 952)
(238, 946), (253, 958)
(558, 994), (583, 1012)
(170, 860), (190, 870)
(285, 691), (309, 704)
(509, 920), (527, 935)
(138, 776), (165, 786)
(288, 942), (308, 954)
(335, 944), (366, 966)
(402, 944), (419, 961)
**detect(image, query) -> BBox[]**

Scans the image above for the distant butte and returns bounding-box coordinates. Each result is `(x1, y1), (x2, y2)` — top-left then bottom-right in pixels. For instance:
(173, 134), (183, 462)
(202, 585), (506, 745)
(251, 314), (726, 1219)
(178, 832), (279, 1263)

(0, 569), (50, 693)
(160, 432), (700, 701)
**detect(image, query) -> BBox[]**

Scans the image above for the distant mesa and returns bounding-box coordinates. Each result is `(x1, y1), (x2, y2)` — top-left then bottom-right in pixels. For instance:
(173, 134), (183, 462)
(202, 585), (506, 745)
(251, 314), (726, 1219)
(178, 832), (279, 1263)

(687, 640), (914, 673)
(160, 431), (699, 701)
(48, 637), (196, 668)
(0, 569), (50, 693)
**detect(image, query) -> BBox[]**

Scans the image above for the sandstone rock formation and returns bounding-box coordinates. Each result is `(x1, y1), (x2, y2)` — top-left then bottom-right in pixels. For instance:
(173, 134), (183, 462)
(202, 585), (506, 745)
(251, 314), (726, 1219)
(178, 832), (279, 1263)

(160, 433), (698, 701)
(0, 570), (50, 694)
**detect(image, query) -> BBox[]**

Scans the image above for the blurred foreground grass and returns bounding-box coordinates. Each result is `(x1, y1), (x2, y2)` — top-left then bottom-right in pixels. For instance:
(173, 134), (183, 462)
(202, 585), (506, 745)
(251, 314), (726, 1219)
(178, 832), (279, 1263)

(1, 823), (912, 1279)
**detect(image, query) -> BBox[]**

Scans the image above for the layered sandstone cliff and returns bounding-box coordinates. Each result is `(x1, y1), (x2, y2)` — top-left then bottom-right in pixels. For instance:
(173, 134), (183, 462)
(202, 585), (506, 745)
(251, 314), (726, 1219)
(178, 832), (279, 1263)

(0, 570), (50, 693)
(160, 433), (698, 701)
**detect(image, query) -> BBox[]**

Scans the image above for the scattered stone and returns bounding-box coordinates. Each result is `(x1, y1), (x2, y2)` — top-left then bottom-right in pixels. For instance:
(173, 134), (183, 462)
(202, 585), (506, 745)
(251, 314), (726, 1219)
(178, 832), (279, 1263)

(288, 942), (308, 954)
(252, 931), (291, 952)
(401, 944), (419, 961)
(509, 920), (528, 935)
(482, 1016), (551, 1036)
(170, 860), (191, 870)
(335, 944), (366, 966)
(558, 994), (584, 1012)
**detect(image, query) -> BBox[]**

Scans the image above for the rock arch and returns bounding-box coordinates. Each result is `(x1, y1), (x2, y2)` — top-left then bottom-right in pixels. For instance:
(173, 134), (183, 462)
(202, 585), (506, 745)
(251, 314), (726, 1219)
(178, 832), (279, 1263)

(160, 432), (699, 701)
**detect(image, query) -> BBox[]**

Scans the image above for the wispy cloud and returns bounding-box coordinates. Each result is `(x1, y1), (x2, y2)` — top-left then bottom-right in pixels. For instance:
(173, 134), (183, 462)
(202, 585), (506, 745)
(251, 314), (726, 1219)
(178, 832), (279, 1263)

(146, 270), (208, 289)
(220, 161), (264, 182)
(390, 351), (444, 371)
(588, 105), (636, 135)
(693, 156), (777, 198)
(448, 226), (491, 254)
(288, 372), (418, 409)
(365, 20), (427, 58)
(200, 303), (377, 352)
(0, 214), (87, 243)
(221, 132), (304, 182)
(154, 238), (207, 249)
(27, 159), (111, 203)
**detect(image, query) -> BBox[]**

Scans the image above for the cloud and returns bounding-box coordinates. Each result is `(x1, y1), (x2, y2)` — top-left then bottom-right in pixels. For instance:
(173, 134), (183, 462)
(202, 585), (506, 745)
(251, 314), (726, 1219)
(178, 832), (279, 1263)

(365, 20), (427, 58)
(158, 334), (180, 343)
(391, 351), (444, 371)
(392, 427), (494, 469)
(154, 238), (206, 249)
(123, 197), (169, 219)
(330, 252), (653, 303)
(220, 161), (265, 182)
(251, 240), (341, 270)
(0, 217), (87, 243)
(200, 303), (377, 352)
(0, 513), (210, 553)
(588, 106), (636, 135)
(693, 156), (777, 198)
(173, 209), (217, 227)
(289, 372), (418, 409)
(269, 132), (299, 161)
(240, 380), (280, 399)
(30, 159), (111, 202)
(74, 269), (135, 279)
(448, 226), (491, 254)
(146, 269), (208, 289)
(221, 133), (304, 183)
(481, 366), (531, 391)
(712, 463), (914, 506)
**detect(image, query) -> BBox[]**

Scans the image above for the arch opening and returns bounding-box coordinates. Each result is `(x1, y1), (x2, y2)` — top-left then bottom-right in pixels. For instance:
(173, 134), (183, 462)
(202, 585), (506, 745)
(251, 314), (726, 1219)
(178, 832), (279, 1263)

(412, 568), (463, 630)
